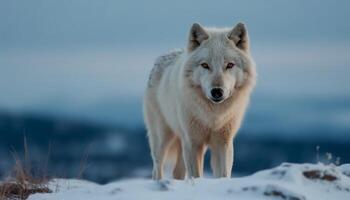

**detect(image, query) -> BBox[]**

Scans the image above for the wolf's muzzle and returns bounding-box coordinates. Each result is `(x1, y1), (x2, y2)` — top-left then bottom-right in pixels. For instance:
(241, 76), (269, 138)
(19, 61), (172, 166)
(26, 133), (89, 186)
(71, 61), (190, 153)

(210, 88), (224, 102)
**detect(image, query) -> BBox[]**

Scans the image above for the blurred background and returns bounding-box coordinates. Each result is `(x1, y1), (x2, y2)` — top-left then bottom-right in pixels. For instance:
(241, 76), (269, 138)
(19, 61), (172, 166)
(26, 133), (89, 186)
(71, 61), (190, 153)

(0, 0), (349, 183)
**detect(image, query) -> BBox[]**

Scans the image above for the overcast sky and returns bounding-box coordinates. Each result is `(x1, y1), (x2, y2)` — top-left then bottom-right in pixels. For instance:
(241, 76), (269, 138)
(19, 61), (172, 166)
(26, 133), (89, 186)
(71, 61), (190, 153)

(1, 0), (350, 48)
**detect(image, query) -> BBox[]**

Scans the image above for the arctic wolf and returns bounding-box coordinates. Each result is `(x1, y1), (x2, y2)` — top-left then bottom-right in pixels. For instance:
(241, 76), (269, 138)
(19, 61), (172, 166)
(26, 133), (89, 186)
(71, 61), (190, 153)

(144, 22), (256, 180)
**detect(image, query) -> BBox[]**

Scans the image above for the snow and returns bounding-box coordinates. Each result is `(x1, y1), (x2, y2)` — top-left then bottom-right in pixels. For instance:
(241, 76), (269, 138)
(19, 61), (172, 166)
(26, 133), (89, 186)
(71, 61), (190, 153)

(28, 163), (350, 200)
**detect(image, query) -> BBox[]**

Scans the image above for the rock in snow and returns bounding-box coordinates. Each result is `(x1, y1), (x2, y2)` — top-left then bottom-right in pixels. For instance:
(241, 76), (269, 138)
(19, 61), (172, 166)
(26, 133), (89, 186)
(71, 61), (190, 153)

(29, 163), (350, 200)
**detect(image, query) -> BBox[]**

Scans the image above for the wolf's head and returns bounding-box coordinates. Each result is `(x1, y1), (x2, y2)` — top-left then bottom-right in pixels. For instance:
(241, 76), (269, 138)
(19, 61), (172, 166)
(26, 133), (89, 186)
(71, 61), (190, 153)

(184, 22), (256, 104)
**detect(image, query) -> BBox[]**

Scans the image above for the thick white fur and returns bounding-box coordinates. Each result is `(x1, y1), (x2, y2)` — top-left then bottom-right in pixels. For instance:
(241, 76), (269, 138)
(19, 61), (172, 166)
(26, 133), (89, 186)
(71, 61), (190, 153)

(144, 22), (256, 180)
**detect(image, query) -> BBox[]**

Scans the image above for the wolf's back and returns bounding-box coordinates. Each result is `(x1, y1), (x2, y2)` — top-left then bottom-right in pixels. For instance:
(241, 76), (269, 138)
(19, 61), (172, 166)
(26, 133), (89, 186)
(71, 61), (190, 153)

(147, 49), (184, 88)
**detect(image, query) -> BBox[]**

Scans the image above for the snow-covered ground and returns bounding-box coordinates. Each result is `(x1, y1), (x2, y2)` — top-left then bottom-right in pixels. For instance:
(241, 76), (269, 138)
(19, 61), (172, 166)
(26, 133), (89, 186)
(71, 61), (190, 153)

(28, 163), (350, 200)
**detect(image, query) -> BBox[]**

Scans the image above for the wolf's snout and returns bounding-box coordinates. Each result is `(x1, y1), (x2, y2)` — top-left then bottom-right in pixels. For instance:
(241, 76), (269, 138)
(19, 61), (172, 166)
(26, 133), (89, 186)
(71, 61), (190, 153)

(210, 88), (224, 102)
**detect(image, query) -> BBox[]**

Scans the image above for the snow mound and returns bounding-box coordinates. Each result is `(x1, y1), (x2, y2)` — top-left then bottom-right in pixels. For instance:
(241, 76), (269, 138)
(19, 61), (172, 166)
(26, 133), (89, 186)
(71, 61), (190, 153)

(28, 163), (350, 200)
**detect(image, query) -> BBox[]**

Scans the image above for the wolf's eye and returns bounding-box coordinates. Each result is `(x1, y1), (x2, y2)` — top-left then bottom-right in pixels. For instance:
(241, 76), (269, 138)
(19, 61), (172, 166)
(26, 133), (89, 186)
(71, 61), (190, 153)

(200, 63), (210, 69)
(226, 62), (235, 69)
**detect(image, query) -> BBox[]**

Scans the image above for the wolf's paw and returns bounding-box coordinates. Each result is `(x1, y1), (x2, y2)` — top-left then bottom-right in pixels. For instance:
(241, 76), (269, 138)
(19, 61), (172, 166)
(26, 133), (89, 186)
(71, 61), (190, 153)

(153, 180), (173, 191)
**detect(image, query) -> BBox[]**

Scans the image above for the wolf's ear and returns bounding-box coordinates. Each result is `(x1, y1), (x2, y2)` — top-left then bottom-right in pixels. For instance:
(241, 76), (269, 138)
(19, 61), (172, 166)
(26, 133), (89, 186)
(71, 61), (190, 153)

(188, 23), (209, 52)
(227, 22), (250, 52)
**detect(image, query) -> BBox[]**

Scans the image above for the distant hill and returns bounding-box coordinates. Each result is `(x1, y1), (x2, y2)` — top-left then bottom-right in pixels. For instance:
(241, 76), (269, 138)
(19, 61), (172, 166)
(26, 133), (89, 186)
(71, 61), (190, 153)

(0, 110), (349, 183)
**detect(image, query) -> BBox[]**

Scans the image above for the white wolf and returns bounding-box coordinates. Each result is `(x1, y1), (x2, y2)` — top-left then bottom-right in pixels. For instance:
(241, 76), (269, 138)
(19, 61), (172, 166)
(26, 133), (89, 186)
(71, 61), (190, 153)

(143, 22), (256, 180)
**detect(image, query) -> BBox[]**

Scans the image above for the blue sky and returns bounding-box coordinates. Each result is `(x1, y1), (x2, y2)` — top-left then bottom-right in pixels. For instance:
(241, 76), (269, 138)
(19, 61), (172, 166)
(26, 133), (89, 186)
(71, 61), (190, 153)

(1, 0), (350, 48)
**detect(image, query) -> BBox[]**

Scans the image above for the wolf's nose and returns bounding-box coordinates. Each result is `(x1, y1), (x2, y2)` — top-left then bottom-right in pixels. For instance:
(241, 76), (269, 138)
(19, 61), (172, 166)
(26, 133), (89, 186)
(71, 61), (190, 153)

(210, 88), (224, 101)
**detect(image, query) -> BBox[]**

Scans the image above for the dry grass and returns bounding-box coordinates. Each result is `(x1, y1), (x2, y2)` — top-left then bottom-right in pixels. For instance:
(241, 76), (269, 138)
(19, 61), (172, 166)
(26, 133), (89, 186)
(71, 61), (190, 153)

(0, 137), (92, 200)
(0, 138), (51, 200)
(0, 181), (50, 200)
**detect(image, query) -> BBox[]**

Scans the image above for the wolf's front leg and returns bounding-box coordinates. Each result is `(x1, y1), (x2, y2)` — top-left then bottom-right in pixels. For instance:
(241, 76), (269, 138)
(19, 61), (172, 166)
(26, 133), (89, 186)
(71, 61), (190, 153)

(210, 141), (234, 178)
(182, 140), (206, 178)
